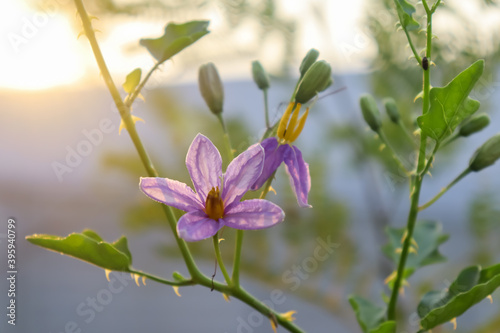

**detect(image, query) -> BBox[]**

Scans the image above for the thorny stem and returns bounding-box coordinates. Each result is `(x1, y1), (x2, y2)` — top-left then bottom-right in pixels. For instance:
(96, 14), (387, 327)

(128, 269), (195, 286)
(387, 0), (436, 321)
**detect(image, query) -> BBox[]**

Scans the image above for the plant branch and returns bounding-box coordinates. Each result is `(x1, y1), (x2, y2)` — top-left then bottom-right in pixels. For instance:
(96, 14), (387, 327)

(418, 168), (471, 211)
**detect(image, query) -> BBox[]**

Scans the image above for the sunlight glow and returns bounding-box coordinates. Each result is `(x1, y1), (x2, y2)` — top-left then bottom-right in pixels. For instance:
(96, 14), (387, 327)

(0, 1), (86, 90)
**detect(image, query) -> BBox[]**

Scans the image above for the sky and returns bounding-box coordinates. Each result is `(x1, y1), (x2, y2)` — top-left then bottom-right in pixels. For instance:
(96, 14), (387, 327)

(0, 0), (365, 91)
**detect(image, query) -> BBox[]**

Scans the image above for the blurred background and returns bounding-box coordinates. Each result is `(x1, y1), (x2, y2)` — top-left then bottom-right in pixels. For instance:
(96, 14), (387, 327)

(1, 0), (500, 332)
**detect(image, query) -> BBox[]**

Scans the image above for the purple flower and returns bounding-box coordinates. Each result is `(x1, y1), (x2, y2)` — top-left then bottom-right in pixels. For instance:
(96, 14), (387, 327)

(140, 133), (285, 242)
(251, 103), (312, 208)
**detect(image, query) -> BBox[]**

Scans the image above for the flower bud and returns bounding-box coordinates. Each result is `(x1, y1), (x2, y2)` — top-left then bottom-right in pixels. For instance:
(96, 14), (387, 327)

(459, 113), (490, 137)
(383, 97), (400, 124)
(360, 94), (382, 132)
(295, 60), (332, 104)
(299, 49), (319, 78)
(198, 62), (224, 114)
(469, 134), (500, 172)
(251, 60), (270, 90)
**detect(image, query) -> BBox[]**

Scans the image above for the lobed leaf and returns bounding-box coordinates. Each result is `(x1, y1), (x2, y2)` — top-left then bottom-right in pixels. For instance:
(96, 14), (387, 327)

(122, 68), (142, 94)
(349, 296), (395, 333)
(26, 230), (132, 272)
(140, 20), (210, 64)
(417, 60), (484, 143)
(383, 221), (448, 282)
(418, 263), (500, 330)
(393, 0), (420, 31)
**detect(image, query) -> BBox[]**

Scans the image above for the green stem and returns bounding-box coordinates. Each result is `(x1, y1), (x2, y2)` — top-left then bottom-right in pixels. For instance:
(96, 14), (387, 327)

(216, 113), (234, 163)
(129, 269), (194, 286)
(404, 29), (422, 66)
(418, 168), (471, 211)
(263, 88), (270, 129)
(441, 133), (460, 148)
(420, 142), (440, 178)
(213, 233), (232, 286)
(387, 175), (422, 320)
(73, 0), (200, 279)
(388, 0), (436, 321)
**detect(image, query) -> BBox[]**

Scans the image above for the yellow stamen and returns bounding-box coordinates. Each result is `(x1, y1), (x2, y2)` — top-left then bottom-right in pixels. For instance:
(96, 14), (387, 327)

(104, 269), (111, 282)
(277, 103), (295, 139)
(288, 107), (309, 143)
(284, 103), (301, 141)
(205, 186), (224, 220)
(173, 286), (181, 297)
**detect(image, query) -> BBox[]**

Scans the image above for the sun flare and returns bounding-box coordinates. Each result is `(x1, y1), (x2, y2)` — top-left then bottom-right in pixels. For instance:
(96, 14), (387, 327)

(0, 1), (86, 90)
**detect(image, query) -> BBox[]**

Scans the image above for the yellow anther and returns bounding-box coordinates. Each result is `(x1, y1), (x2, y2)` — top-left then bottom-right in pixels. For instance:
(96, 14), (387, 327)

(277, 103), (295, 139)
(173, 286), (181, 297)
(104, 269), (111, 282)
(450, 317), (457, 330)
(284, 103), (301, 141)
(205, 186), (224, 220)
(288, 107), (309, 143)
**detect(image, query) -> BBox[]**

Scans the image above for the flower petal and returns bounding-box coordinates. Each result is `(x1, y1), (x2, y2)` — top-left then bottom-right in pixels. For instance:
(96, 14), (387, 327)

(186, 133), (223, 203)
(223, 199), (285, 230)
(140, 177), (203, 211)
(284, 146), (311, 208)
(177, 210), (223, 242)
(222, 143), (264, 208)
(251, 137), (287, 190)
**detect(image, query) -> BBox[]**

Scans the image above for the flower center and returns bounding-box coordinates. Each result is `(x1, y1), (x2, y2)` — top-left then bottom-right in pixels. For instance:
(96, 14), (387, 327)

(205, 186), (224, 220)
(277, 102), (310, 144)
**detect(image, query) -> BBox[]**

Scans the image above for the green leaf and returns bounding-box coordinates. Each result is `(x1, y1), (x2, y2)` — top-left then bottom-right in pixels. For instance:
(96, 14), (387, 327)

(349, 296), (395, 333)
(140, 20), (210, 63)
(122, 68), (142, 94)
(418, 263), (500, 330)
(383, 221), (448, 282)
(417, 60), (484, 143)
(393, 0), (420, 31)
(26, 230), (132, 272)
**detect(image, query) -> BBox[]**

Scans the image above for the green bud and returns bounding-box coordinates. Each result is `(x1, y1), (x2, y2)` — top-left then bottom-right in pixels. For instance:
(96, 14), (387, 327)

(383, 97), (400, 124)
(295, 60), (332, 104)
(359, 94), (382, 132)
(299, 49), (319, 78)
(198, 62), (224, 114)
(469, 134), (500, 172)
(251, 60), (270, 90)
(459, 113), (490, 137)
